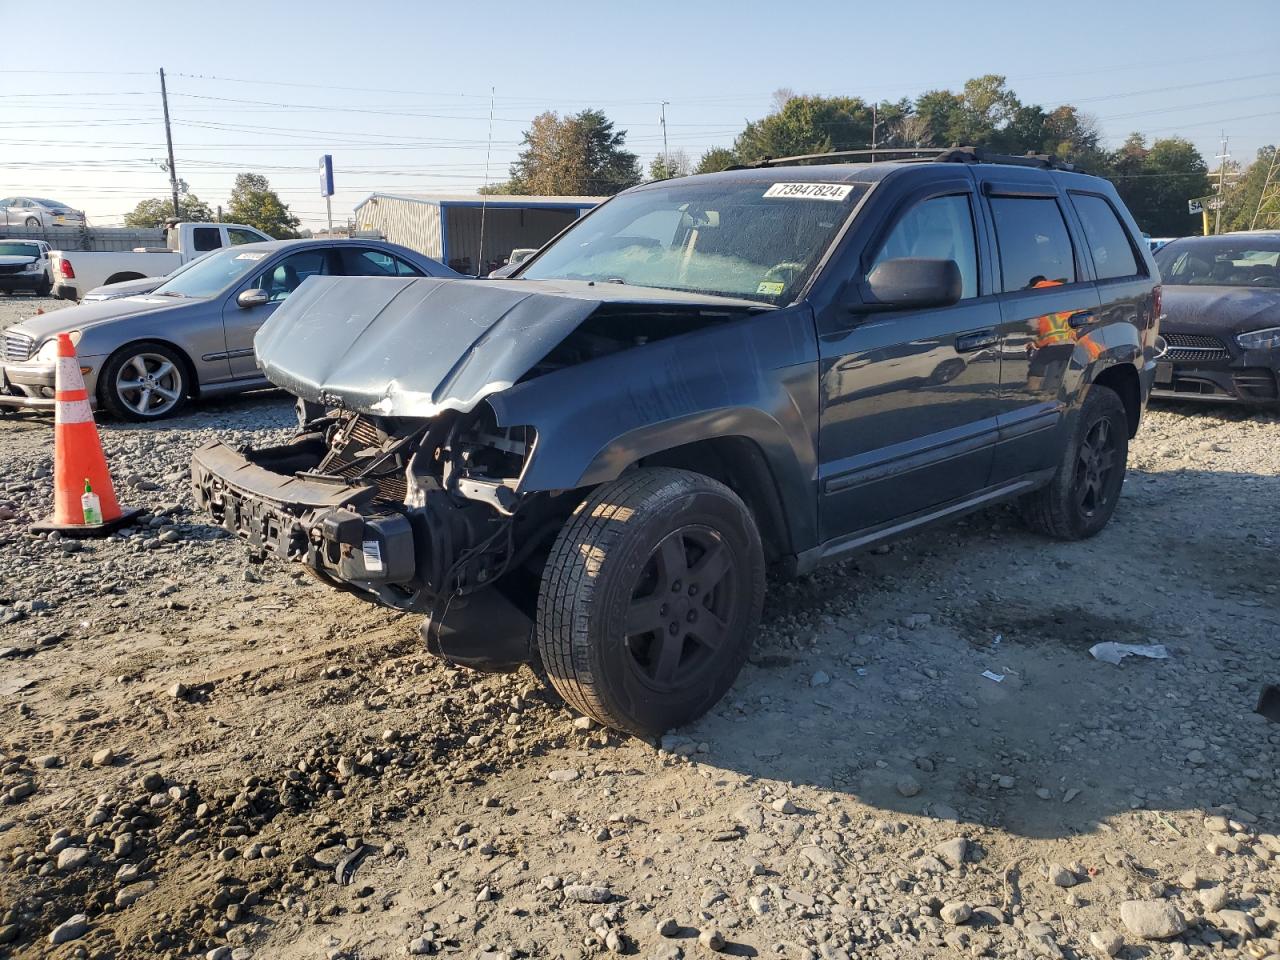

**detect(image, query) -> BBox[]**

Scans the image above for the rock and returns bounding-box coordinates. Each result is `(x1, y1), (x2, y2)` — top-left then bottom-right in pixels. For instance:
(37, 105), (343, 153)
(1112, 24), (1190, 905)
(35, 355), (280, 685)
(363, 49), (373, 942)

(407, 936), (434, 955)
(901, 613), (932, 629)
(770, 797), (796, 814)
(116, 881), (154, 908)
(810, 670), (830, 686)
(547, 769), (579, 783)
(941, 901), (972, 925)
(896, 776), (921, 798)
(1089, 929), (1123, 957)
(605, 929), (624, 953)
(1119, 900), (1186, 940)
(56, 847), (90, 871)
(1198, 886), (1229, 912)
(48, 914), (89, 945)
(698, 928), (726, 952)
(563, 883), (613, 904)
(657, 917), (680, 937)
(1035, 787), (1053, 800)
(1047, 862), (1076, 887)
(0, 925), (19, 945)
(207, 948), (232, 960)
(1203, 815), (1230, 833)
(651, 946), (683, 960)
(1215, 910), (1257, 940)
(1178, 870), (1200, 890)
(92, 748), (115, 767)
(168, 682), (188, 699)
(996, 775), (1015, 790)
(935, 837), (968, 868)
(572, 716), (594, 731)
(799, 845), (839, 869)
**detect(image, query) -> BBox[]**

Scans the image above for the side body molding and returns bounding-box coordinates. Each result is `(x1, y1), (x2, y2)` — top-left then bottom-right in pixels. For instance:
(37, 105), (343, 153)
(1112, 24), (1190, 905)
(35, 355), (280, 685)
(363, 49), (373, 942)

(486, 304), (823, 554)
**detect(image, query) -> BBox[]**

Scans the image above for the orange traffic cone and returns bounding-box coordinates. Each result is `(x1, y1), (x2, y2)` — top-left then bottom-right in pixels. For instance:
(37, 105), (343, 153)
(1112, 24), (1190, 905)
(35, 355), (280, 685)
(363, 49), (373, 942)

(31, 333), (141, 537)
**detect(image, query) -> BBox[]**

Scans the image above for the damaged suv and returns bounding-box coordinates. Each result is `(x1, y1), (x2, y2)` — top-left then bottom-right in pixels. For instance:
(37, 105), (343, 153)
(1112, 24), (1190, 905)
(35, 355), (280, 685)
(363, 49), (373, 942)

(192, 148), (1161, 737)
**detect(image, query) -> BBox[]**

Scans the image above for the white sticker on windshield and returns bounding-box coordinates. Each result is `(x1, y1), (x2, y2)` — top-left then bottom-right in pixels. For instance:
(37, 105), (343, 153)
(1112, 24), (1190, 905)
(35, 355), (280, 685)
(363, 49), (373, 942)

(234, 251), (268, 261)
(763, 182), (854, 202)
(362, 540), (383, 573)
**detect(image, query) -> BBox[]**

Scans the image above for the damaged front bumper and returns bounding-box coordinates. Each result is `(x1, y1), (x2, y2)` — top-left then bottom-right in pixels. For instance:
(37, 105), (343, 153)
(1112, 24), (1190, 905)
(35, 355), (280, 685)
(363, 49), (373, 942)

(190, 438), (536, 671)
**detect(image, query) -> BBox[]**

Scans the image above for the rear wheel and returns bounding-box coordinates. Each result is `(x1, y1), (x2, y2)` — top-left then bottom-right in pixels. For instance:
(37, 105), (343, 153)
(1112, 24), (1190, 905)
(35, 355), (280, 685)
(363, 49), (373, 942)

(1018, 384), (1128, 539)
(536, 467), (765, 738)
(98, 342), (191, 422)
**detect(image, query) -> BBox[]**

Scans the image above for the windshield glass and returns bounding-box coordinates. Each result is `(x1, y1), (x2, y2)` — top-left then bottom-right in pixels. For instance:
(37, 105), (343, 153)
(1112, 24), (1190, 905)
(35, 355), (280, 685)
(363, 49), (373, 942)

(521, 178), (867, 303)
(0, 242), (40, 257)
(151, 245), (275, 298)
(1155, 238), (1280, 288)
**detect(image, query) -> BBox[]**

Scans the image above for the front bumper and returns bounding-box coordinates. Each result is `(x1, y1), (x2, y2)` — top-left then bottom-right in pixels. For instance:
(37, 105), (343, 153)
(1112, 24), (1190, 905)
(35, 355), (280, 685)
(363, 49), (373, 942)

(190, 438), (534, 669)
(0, 359), (100, 411)
(0, 271), (49, 291)
(1150, 345), (1280, 404)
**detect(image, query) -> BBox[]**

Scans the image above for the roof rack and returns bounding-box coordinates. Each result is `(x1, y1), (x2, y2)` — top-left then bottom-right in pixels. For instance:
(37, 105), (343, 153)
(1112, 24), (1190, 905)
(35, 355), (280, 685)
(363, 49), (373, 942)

(750, 144), (1075, 172)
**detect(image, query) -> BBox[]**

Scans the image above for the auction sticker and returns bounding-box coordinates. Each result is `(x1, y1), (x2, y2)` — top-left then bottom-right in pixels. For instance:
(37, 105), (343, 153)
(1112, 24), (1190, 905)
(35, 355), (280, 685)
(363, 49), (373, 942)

(763, 182), (854, 201)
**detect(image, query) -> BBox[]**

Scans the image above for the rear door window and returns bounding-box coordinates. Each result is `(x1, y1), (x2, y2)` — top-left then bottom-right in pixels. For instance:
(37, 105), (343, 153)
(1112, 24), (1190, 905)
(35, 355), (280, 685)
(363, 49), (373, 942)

(1069, 194), (1140, 280)
(192, 227), (222, 252)
(339, 247), (422, 277)
(989, 197), (1077, 291)
(227, 228), (262, 246)
(870, 194), (979, 299)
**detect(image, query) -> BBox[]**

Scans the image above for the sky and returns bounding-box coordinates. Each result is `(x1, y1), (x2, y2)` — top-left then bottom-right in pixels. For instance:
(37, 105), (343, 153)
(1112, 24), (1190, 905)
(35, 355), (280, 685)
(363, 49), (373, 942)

(3, 0), (1278, 230)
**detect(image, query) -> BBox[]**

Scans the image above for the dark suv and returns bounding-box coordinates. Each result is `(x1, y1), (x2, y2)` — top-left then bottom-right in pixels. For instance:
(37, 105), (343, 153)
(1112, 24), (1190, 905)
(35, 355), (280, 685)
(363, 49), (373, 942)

(192, 148), (1161, 738)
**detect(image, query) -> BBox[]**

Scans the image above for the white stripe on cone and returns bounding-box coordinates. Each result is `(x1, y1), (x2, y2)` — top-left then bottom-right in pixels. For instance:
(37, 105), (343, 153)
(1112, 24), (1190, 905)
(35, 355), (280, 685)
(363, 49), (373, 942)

(56, 398), (94, 424)
(55, 356), (86, 390)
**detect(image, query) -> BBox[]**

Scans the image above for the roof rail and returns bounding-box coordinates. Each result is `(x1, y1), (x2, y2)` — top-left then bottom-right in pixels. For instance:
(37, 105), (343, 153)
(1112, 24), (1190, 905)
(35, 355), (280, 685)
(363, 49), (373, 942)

(747, 144), (1075, 172)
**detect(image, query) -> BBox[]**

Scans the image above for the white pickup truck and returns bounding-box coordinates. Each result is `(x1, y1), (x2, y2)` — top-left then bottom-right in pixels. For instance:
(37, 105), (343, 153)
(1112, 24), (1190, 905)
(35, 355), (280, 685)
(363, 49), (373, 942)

(50, 221), (270, 301)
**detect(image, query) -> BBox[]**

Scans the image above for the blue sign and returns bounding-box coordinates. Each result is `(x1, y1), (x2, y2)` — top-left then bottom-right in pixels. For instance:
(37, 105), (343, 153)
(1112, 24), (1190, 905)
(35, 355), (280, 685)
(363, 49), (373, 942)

(319, 155), (335, 198)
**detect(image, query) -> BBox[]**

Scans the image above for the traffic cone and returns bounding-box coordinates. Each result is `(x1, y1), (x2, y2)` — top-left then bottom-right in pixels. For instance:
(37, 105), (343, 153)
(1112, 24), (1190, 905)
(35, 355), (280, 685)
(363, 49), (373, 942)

(31, 333), (141, 537)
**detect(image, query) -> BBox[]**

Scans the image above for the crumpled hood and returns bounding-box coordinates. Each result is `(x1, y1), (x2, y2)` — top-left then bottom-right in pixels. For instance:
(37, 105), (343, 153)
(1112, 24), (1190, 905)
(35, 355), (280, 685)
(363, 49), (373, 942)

(0, 255), (38, 267)
(84, 276), (166, 300)
(1161, 285), (1280, 337)
(8, 293), (191, 343)
(255, 276), (764, 417)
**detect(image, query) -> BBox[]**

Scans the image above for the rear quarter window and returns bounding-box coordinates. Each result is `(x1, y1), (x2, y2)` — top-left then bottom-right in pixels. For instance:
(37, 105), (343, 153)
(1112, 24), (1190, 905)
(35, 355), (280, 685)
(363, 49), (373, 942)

(1069, 193), (1140, 280)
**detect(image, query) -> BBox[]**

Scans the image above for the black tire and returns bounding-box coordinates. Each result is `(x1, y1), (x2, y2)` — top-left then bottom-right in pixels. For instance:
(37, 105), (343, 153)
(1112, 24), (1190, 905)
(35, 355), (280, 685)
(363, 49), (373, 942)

(1018, 384), (1129, 540)
(37, 277), (51, 297)
(98, 341), (192, 422)
(536, 467), (765, 738)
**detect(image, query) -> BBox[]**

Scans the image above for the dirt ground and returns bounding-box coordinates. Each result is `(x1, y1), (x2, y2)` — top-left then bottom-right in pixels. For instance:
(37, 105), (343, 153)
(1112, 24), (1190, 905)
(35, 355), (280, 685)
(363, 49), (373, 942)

(2, 295), (1278, 960)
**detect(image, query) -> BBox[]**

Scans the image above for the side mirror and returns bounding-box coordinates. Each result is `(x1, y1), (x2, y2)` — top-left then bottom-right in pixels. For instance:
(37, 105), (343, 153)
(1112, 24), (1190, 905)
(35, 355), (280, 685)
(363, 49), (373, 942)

(237, 288), (270, 309)
(857, 258), (963, 312)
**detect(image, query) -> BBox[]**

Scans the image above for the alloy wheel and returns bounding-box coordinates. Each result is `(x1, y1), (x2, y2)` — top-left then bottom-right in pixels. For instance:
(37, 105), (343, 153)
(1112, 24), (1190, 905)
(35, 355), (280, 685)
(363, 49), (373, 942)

(115, 352), (184, 418)
(1073, 417), (1117, 518)
(623, 524), (738, 693)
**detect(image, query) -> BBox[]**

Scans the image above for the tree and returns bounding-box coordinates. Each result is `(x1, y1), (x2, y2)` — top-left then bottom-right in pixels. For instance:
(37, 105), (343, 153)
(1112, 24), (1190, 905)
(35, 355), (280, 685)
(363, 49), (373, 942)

(225, 173), (300, 238)
(1108, 135), (1210, 236)
(1219, 145), (1280, 232)
(648, 149), (691, 181)
(124, 193), (212, 227)
(732, 94), (873, 165)
(505, 109), (640, 196)
(694, 147), (737, 174)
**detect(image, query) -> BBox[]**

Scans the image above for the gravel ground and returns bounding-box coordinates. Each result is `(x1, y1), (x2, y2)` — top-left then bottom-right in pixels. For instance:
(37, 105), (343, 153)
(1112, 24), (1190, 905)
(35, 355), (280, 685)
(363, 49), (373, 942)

(1, 294), (1279, 960)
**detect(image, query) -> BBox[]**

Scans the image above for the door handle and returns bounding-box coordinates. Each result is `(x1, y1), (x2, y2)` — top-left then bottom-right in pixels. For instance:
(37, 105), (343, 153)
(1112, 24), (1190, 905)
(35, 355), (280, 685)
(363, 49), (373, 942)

(955, 330), (998, 352)
(1067, 310), (1096, 329)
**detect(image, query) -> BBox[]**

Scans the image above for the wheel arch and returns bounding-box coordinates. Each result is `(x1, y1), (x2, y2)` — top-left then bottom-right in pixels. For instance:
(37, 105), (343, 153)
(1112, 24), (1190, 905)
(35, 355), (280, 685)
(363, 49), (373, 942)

(103, 271), (146, 286)
(99, 337), (201, 403)
(1089, 362), (1141, 437)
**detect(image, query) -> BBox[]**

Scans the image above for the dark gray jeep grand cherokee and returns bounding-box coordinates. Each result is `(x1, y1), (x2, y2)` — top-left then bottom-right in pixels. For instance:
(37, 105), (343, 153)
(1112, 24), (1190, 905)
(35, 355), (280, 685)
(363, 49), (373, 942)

(192, 148), (1161, 737)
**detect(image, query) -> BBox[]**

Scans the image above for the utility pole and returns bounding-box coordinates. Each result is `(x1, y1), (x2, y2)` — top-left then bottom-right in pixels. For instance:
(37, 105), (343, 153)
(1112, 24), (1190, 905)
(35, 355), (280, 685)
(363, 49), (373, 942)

(1214, 133), (1229, 235)
(159, 68), (180, 219)
(660, 101), (670, 171)
(870, 103), (878, 163)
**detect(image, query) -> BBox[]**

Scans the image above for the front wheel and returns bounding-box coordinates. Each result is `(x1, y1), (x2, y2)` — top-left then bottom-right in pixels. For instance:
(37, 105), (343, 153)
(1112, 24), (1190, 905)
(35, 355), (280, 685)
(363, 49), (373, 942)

(1018, 384), (1129, 539)
(98, 342), (191, 421)
(536, 467), (765, 738)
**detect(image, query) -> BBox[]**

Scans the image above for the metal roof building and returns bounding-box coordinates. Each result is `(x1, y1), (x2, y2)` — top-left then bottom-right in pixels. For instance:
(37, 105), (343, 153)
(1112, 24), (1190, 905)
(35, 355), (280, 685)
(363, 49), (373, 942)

(353, 193), (602, 276)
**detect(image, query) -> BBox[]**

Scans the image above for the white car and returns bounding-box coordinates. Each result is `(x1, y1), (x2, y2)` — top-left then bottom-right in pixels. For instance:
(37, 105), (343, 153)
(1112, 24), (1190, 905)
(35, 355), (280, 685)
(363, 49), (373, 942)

(0, 197), (85, 229)
(0, 239), (53, 295)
